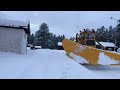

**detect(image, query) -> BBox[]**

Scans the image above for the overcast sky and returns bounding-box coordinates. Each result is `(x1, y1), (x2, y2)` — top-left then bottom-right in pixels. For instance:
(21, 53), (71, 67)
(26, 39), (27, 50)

(0, 11), (120, 38)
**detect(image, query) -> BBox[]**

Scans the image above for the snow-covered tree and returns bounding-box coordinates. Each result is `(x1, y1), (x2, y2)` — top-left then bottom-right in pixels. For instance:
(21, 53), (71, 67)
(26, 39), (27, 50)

(48, 33), (54, 49)
(53, 34), (58, 49)
(34, 30), (40, 46)
(96, 26), (107, 42)
(34, 23), (50, 49)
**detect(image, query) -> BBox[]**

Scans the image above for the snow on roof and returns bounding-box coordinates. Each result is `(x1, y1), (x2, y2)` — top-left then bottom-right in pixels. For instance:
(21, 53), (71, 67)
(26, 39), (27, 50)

(117, 48), (120, 53)
(58, 42), (62, 46)
(0, 18), (30, 34)
(35, 46), (42, 48)
(0, 18), (28, 27)
(95, 42), (99, 45)
(96, 42), (116, 47)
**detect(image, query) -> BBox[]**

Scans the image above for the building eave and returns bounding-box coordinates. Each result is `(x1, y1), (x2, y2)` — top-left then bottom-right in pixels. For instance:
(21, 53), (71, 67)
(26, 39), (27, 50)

(0, 25), (30, 34)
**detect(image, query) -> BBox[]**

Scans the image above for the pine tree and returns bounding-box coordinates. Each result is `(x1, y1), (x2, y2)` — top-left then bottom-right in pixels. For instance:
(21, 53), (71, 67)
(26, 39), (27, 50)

(27, 34), (35, 45)
(96, 28), (101, 41)
(109, 25), (113, 31)
(116, 31), (120, 47)
(70, 37), (72, 41)
(34, 30), (40, 46)
(58, 35), (61, 42)
(31, 34), (35, 44)
(53, 34), (58, 49)
(34, 23), (50, 49)
(70, 37), (75, 41)
(27, 34), (31, 44)
(105, 29), (109, 42)
(48, 33), (54, 49)
(96, 26), (106, 42)
(63, 35), (65, 39)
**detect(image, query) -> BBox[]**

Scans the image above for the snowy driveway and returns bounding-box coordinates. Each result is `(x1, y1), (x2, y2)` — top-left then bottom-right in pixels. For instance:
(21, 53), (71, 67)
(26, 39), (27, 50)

(0, 49), (120, 79)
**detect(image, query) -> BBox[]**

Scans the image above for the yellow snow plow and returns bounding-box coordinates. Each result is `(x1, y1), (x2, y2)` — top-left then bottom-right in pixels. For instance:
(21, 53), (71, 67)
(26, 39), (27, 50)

(62, 30), (120, 65)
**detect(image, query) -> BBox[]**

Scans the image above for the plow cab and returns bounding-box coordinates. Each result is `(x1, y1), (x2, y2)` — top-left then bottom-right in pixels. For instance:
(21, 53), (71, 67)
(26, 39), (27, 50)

(76, 29), (96, 48)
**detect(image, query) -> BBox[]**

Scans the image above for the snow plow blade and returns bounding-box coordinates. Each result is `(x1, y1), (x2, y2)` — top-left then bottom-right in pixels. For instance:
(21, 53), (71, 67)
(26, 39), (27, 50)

(62, 39), (120, 65)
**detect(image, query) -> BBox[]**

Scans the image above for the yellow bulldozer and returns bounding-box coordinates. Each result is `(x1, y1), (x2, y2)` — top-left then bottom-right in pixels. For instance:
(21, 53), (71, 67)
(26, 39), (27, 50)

(62, 29), (120, 65)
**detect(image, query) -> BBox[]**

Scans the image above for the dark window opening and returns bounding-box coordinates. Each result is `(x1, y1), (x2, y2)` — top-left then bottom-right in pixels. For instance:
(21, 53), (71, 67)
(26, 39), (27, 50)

(58, 46), (64, 50)
(86, 34), (95, 39)
(86, 40), (95, 46)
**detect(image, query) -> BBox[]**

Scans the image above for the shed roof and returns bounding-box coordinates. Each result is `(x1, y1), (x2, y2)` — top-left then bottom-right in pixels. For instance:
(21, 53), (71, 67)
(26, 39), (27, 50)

(96, 42), (116, 47)
(0, 18), (30, 34)
(35, 46), (42, 48)
(58, 42), (62, 46)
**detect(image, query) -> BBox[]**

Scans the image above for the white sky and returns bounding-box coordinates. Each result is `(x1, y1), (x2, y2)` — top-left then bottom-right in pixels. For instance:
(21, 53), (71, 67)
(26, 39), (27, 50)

(0, 11), (120, 38)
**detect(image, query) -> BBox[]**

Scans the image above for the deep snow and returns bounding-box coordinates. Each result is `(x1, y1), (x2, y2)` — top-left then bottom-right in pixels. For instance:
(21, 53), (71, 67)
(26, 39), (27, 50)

(0, 48), (120, 79)
(0, 48), (100, 79)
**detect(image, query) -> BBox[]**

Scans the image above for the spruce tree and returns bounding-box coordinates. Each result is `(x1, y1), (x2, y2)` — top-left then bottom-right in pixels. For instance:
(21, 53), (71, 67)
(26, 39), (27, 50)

(27, 34), (35, 45)
(34, 23), (50, 49)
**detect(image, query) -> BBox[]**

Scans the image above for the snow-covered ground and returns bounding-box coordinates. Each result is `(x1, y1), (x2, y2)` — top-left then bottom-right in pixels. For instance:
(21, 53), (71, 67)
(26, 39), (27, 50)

(84, 65), (120, 79)
(0, 48), (120, 79)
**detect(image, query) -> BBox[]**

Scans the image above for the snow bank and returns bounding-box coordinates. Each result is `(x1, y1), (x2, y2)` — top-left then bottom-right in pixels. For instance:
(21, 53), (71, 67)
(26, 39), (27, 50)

(98, 52), (119, 65)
